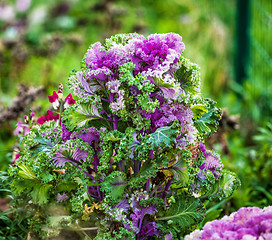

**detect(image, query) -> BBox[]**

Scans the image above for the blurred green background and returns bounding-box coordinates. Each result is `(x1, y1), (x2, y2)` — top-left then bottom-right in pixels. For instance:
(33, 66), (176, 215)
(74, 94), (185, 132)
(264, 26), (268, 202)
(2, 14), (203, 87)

(0, 0), (271, 230)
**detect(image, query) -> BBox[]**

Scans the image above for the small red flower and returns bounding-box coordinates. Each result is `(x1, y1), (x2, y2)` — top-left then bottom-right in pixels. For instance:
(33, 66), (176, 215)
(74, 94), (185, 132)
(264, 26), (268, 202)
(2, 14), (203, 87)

(11, 153), (20, 165)
(37, 115), (46, 125)
(37, 111), (59, 125)
(65, 93), (76, 105)
(48, 91), (59, 103)
(64, 93), (76, 109)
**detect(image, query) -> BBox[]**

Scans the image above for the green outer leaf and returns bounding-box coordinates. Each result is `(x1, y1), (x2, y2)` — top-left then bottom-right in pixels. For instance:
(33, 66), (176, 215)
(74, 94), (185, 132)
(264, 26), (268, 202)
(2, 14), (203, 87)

(18, 164), (37, 180)
(157, 198), (205, 229)
(30, 137), (53, 157)
(31, 183), (52, 204)
(147, 124), (179, 150)
(68, 107), (96, 128)
(63, 102), (108, 130)
(167, 159), (189, 185)
(174, 57), (200, 95)
(129, 160), (158, 187)
(14, 165), (53, 204)
(191, 104), (208, 120)
(101, 171), (128, 202)
(201, 209), (222, 227)
(219, 170), (241, 199)
(200, 170), (241, 199)
(194, 99), (222, 135)
(12, 179), (52, 205)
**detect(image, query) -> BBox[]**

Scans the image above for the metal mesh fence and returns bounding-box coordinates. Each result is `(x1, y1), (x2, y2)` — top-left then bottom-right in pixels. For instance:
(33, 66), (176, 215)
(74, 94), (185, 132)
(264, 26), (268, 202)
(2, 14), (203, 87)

(249, 0), (272, 121)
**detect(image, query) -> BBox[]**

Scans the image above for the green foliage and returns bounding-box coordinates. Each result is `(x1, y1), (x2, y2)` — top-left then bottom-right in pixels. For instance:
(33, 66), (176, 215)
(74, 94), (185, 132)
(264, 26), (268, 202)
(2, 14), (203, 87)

(167, 158), (189, 185)
(12, 164), (52, 204)
(63, 102), (110, 131)
(219, 170), (241, 199)
(147, 124), (179, 150)
(0, 208), (29, 240)
(174, 57), (200, 96)
(101, 171), (128, 203)
(0, 171), (11, 195)
(129, 160), (158, 188)
(29, 137), (53, 158)
(223, 122), (272, 210)
(253, 122), (272, 145)
(157, 197), (205, 229)
(194, 99), (222, 136)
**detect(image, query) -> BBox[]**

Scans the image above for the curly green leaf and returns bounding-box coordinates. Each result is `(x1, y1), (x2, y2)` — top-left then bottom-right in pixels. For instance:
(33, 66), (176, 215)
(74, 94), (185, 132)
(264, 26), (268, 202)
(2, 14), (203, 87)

(147, 124), (179, 150)
(157, 198), (205, 229)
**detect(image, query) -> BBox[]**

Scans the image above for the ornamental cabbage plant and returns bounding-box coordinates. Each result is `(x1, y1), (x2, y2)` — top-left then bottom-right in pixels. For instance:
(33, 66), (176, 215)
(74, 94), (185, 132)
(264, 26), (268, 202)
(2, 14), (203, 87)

(10, 33), (240, 239)
(184, 206), (272, 240)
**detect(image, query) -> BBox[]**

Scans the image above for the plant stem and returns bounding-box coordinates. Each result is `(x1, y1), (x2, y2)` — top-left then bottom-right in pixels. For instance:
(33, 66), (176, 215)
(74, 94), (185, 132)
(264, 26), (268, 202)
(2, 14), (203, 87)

(162, 179), (172, 201)
(82, 231), (92, 240)
(118, 160), (123, 172)
(66, 226), (99, 231)
(58, 100), (63, 126)
(109, 92), (118, 130)
(113, 115), (118, 130)
(149, 184), (161, 198)
(146, 178), (150, 192)
(134, 160), (141, 174)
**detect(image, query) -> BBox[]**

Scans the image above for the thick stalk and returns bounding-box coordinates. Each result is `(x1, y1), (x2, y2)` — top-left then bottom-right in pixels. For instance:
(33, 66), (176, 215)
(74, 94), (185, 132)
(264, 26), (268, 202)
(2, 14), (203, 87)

(162, 179), (172, 201)
(93, 148), (99, 171)
(118, 161), (123, 172)
(134, 160), (141, 174)
(58, 100), (63, 126)
(113, 115), (118, 130)
(146, 178), (150, 192)
(109, 92), (118, 130)
(97, 185), (102, 203)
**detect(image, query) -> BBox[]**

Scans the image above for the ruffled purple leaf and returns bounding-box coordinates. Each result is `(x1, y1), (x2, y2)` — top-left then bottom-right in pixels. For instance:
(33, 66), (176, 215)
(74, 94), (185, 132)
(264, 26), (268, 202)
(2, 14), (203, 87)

(77, 71), (102, 95)
(57, 193), (69, 202)
(164, 233), (173, 240)
(74, 127), (100, 146)
(113, 198), (130, 213)
(61, 124), (72, 142)
(130, 204), (157, 234)
(199, 143), (207, 158)
(199, 150), (223, 179)
(137, 222), (161, 240)
(52, 148), (88, 167)
(160, 87), (177, 100)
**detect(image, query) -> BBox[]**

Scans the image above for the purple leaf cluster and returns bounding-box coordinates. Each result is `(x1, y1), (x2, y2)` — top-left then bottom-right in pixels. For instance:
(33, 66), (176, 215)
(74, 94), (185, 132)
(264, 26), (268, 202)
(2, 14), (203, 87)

(185, 206), (272, 240)
(52, 147), (88, 167)
(199, 145), (223, 180)
(70, 33), (185, 99)
(115, 192), (161, 239)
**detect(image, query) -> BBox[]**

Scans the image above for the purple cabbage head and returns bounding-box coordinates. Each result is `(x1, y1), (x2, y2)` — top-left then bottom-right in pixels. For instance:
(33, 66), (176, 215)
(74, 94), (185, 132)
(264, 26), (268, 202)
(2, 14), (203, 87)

(185, 206), (272, 240)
